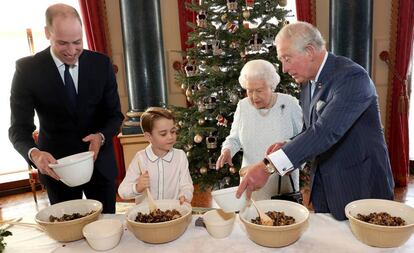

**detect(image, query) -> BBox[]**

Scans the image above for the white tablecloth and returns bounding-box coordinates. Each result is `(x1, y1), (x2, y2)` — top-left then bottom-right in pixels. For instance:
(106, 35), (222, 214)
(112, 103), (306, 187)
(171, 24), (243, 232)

(4, 213), (414, 253)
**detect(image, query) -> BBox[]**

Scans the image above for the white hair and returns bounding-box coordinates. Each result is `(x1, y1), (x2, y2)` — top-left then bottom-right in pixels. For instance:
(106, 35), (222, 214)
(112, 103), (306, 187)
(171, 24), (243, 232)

(238, 59), (280, 90)
(275, 21), (326, 53)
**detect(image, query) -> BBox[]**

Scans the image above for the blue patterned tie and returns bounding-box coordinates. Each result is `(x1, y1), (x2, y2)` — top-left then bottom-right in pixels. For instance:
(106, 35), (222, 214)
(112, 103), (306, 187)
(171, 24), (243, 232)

(64, 64), (77, 110)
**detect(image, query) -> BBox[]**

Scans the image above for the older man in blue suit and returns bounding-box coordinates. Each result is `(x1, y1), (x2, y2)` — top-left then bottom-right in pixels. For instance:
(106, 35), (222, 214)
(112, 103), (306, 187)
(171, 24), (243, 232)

(237, 21), (394, 220)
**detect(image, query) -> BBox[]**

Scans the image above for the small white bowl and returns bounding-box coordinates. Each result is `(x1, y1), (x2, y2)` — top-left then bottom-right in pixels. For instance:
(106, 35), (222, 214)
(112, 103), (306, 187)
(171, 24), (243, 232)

(49, 151), (94, 187)
(203, 209), (235, 238)
(211, 186), (247, 213)
(83, 219), (123, 251)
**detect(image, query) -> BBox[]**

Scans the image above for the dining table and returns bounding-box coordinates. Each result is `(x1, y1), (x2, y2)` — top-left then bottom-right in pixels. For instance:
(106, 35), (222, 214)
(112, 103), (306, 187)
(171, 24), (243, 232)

(3, 205), (414, 253)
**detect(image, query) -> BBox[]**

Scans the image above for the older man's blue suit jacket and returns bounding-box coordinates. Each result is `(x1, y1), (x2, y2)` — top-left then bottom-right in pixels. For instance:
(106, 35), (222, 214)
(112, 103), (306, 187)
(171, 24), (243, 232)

(282, 53), (394, 220)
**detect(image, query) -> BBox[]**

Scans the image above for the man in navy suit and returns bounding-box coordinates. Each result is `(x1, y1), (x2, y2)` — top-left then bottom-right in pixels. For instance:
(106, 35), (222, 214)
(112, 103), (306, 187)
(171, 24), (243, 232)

(236, 22), (394, 220)
(9, 4), (124, 213)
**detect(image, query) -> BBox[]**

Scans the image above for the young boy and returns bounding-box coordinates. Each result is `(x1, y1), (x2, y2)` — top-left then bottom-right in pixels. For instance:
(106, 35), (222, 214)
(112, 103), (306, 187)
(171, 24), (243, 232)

(118, 107), (194, 204)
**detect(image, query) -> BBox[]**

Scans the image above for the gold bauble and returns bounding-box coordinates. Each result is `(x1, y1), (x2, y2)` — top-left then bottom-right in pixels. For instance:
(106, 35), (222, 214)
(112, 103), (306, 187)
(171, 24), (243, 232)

(278, 0), (287, 7)
(198, 118), (205, 125)
(200, 167), (208, 174)
(229, 167), (237, 174)
(185, 88), (192, 97)
(221, 13), (227, 23)
(243, 10), (250, 19)
(194, 134), (203, 143)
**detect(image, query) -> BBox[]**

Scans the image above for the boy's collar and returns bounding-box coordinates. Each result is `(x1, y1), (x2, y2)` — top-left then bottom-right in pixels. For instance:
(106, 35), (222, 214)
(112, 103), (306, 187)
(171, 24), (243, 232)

(145, 144), (173, 162)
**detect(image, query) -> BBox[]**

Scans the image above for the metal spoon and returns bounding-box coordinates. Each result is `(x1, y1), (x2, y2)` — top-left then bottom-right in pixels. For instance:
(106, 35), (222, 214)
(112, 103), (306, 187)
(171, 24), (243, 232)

(251, 199), (273, 226)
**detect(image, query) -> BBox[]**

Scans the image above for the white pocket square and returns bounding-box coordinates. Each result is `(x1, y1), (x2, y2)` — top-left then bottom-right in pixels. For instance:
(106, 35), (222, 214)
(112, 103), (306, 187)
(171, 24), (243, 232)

(316, 100), (326, 112)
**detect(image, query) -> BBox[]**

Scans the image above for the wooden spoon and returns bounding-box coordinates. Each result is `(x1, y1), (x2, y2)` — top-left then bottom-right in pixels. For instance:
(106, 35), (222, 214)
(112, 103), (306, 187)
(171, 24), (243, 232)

(146, 188), (157, 213)
(137, 158), (157, 213)
(251, 199), (273, 226)
(0, 219), (44, 232)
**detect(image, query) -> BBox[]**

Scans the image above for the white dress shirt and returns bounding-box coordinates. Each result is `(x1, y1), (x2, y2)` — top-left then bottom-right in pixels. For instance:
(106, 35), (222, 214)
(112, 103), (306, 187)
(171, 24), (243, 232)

(118, 145), (194, 204)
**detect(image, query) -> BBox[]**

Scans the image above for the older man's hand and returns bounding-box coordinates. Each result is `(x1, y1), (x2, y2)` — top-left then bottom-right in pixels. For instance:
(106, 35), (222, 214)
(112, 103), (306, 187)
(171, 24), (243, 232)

(236, 161), (270, 199)
(266, 141), (286, 155)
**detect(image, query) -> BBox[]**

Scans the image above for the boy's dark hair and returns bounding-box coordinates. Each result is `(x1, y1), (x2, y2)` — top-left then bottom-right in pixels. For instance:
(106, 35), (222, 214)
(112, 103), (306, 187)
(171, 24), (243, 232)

(140, 107), (176, 133)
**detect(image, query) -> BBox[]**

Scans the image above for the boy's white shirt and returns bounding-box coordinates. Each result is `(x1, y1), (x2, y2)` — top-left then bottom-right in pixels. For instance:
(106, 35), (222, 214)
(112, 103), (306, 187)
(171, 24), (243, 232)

(118, 144), (194, 204)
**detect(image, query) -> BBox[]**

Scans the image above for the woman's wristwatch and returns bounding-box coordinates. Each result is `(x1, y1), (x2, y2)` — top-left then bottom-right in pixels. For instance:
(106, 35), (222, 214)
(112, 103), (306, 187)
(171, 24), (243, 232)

(263, 157), (276, 174)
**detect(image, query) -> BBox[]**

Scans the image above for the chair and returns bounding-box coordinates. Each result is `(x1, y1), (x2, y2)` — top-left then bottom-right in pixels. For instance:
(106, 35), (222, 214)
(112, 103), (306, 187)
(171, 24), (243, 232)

(28, 130), (44, 203)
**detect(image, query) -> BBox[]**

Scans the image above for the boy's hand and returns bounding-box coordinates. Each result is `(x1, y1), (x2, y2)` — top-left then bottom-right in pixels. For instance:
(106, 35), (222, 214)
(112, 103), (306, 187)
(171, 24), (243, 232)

(179, 196), (188, 205)
(136, 171), (150, 193)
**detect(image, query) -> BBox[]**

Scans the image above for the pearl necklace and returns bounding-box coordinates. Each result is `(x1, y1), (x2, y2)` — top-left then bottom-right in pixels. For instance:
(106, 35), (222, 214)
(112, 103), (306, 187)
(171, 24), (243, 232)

(257, 93), (277, 117)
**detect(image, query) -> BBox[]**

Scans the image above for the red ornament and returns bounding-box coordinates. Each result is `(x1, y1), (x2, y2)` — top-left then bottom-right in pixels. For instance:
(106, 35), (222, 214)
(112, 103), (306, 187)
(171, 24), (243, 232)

(246, 0), (254, 7)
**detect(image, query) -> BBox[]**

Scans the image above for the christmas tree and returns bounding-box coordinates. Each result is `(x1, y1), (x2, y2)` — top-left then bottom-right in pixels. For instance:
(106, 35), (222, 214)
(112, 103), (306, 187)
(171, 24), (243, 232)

(172, 0), (299, 191)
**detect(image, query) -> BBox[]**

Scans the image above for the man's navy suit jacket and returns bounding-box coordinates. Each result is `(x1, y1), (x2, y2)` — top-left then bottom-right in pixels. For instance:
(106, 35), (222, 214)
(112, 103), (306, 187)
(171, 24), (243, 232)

(9, 47), (124, 181)
(282, 53), (394, 220)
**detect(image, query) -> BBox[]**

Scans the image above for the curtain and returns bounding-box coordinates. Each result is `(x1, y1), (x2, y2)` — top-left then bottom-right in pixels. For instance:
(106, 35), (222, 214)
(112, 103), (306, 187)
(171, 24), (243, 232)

(177, 0), (196, 51)
(78, 0), (125, 186)
(386, 0), (414, 186)
(295, 0), (316, 25)
(78, 0), (111, 55)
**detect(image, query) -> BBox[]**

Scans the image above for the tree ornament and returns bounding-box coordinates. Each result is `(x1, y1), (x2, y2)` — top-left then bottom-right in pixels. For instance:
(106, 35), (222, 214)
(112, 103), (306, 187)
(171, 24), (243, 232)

(229, 92), (239, 104)
(204, 95), (217, 110)
(185, 87), (192, 97)
(212, 39), (222, 56)
(227, 0), (238, 11)
(184, 144), (193, 151)
(186, 151), (191, 157)
(245, 0), (255, 7)
(229, 167), (237, 174)
(196, 11), (207, 28)
(243, 10), (250, 20)
(184, 61), (197, 77)
(229, 41), (239, 49)
(181, 83), (187, 90)
(200, 167), (208, 174)
(208, 158), (216, 170)
(249, 33), (263, 51)
(197, 101), (206, 112)
(194, 134), (203, 143)
(178, 121), (185, 127)
(221, 13), (228, 23)
(200, 41), (213, 54)
(198, 118), (205, 125)
(240, 50), (247, 59)
(216, 114), (228, 127)
(278, 0), (287, 7)
(225, 21), (239, 33)
(206, 132), (218, 149)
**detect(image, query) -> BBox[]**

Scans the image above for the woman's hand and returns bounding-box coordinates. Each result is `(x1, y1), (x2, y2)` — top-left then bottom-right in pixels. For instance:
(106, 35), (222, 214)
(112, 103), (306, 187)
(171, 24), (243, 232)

(216, 149), (233, 169)
(136, 171), (150, 193)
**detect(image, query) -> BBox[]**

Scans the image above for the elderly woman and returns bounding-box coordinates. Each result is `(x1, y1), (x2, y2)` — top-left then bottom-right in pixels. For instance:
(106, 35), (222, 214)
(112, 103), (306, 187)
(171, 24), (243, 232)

(216, 59), (302, 200)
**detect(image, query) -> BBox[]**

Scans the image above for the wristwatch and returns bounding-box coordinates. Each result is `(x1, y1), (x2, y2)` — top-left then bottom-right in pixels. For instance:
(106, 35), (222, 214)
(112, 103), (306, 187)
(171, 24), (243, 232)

(263, 157), (276, 174)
